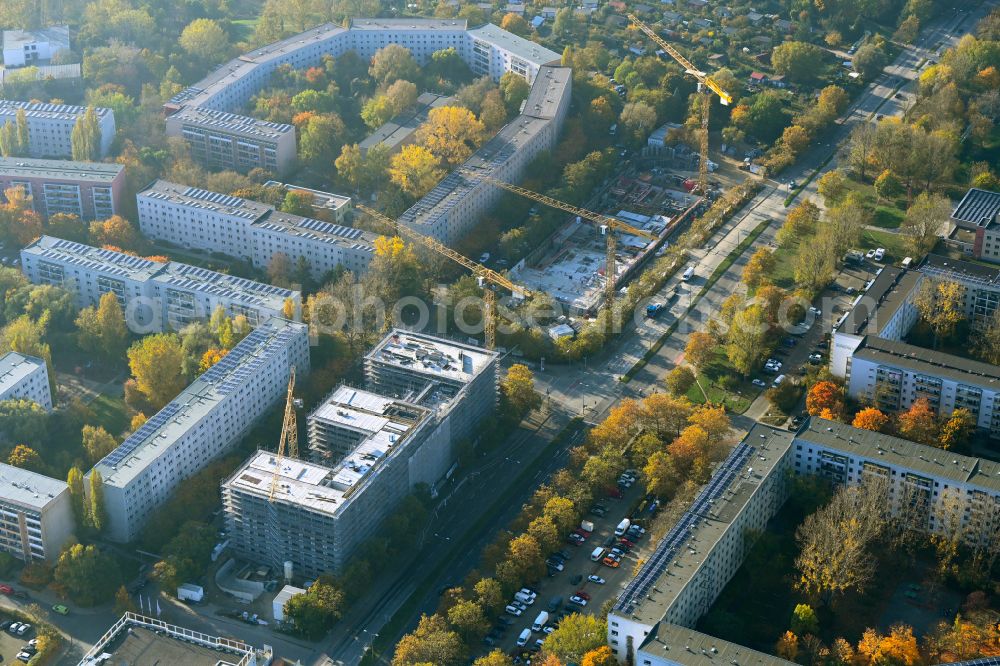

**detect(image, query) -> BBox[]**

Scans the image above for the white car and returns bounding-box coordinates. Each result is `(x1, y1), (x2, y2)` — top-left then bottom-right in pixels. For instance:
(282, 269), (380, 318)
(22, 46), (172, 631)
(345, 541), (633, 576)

(543, 625), (556, 634)
(752, 378), (767, 387)
(518, 588), (536, 599)
(7, 622), (22, 634)
(569, 595), (588, 606)
(874, 248), (885, 261)
(588, 575), (606, 584)
(16, 623), (31, 636)
(866, 249), (877, 259)
(505, 605), (523, 616)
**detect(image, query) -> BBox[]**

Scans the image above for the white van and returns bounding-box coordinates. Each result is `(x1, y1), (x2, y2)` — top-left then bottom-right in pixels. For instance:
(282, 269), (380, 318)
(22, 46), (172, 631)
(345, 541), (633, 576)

(517, 628), (531, 646)
(532, 611), (550, 632)
(772, 374), (786, 387)
(901, 256), (913, 269)
(682, 265), (695, 281)
(591, 546), (606, 561)
(515, 591), (535, 605)
(615, 518), (631, 537)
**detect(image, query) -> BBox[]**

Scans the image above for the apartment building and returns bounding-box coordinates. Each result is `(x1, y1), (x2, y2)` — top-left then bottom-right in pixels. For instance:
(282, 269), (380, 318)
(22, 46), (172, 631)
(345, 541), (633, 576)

(2, 26), (70, 68)
(0, 101), (115, 158)
(609, 418), (1000, 664)
(164, 106), (296, 174)
(950, 187), (1000, 265)
(0, 351), (52, 411)
(20, 236), (300, 333)
(830, 256), (1000, 438)
(396, 65), (572, 244)
(222, 330), (498, 577)
(137, 181), (374, 281)
(0, 463), (74, 562)
(162, 19), (559, 173)
(0, 157), (123, 220)
(608, 425), (794, 663)
(91, 318), (309, 542)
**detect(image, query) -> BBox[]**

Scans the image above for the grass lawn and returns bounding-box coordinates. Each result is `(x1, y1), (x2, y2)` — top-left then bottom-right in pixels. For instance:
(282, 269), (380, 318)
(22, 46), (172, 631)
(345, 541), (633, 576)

(872, 204), (905, 229)
(685, 347), (761, 414)
(770, 240), (800, 291)
(89, 393), (131, 438)
(860, 229), (909, 264)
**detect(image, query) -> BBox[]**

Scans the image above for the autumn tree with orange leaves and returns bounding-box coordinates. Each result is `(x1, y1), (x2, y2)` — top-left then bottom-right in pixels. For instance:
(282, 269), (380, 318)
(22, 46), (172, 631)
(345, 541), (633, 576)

(852, 407), (889, 432)
(806, 381), (844, 418)
(896, 398), (938, 445)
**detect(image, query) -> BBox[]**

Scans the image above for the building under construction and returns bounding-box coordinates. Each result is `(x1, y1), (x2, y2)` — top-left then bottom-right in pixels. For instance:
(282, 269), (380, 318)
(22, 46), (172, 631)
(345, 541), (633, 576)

(221, 330), (498, 578)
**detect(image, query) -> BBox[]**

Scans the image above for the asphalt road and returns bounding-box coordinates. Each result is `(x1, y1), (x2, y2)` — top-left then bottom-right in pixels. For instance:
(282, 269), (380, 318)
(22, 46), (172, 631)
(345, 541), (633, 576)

(313, 6), (992, 664)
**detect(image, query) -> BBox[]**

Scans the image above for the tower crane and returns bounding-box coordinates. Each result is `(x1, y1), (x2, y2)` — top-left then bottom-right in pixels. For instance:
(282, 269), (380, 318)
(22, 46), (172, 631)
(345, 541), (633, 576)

(475, 175), (658, 336)
(354, 203), (532, 350)
(268, 366), (298, 503)
(628, 13), (732, 195)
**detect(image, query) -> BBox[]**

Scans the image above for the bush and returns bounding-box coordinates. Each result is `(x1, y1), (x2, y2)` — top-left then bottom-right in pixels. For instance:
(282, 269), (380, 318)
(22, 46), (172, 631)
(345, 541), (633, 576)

(767, 380), (804, 414)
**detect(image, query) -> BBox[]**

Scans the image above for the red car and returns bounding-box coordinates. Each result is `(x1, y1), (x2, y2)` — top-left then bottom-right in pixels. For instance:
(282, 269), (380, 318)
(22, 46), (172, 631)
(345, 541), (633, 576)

(0, 584), (13, 595)
(575, 590), (591, 601)
(572, 529), (589, 539)
(618, 537), (635, 548)
(606, 487), (624, 499)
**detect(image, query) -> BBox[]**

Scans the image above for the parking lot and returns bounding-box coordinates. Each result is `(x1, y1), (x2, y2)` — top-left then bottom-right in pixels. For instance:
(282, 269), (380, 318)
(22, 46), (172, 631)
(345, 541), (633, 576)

(0, 617), (37, 663)
(486, 476), (652, 661)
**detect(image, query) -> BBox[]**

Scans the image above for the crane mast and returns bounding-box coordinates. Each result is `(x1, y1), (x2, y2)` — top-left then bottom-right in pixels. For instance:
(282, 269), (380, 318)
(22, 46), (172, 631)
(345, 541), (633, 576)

(354, 203), (532, 350)
(268, 366), (298, 503)
(475, 175), (657, 337)
(627, 13), (732, 195)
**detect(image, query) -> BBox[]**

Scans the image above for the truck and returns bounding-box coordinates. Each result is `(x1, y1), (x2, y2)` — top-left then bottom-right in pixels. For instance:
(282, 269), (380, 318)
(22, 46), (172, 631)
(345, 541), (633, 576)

(177, 583), (204, 603)
(532, 611), (550, 632)
(615, 518), (632, 537)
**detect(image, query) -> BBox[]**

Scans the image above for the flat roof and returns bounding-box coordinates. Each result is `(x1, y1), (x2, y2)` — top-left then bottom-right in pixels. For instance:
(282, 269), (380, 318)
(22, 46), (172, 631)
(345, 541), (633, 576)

(2, 26), (70, 51)
(242, 22), (344, 63)
(0, 350), (45, 394)
(0, 156), (123, 182)
(140, 179), (271, 220)
(853, 335), (1000, 388)
(168, 105), (293, 140)
(0, 462), (66, 511)
(367, 329), (498, 385)
(349, 17), (468, 30)
(467, 23), (561, 64)
(639, 624), (794, 666)
(797, 417), (1000, 493)
(23, 236), (162, 282)
(836, 266), (918, 337)
(94, 318), (305, 488)
(614, 425), (794, 625)
(521, 65), (571, 120)
(263, 181), (351, 211)
(0, 100), (111, 120)
(79, 616), (255, 666)
(951, 188), (1000, 228)
(921, 253), (1000, 287)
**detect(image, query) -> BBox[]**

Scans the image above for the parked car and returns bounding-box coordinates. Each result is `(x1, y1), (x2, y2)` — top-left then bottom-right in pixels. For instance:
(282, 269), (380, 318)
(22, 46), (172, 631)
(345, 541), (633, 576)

(874, 247), (886, 261)
(590, 506), (607, 517)
(574, 591), (591, 601)
(752, 378), (767, 387)
(0, 584), (13, 594)
(588, 575), (606, 584)
(505, 605), (524, 616)
(52, 604), (69, 615)
(808, 353), (823, 362)
(569, 595), (588, 606)
(602, 556), (620, 568)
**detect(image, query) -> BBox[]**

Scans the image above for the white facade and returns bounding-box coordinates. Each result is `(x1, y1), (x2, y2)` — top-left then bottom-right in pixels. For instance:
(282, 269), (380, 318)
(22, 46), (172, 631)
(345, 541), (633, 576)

(223, 330), (499, 577)
(0, 101), (115, 158)
(163, 19), (560, 173)
(2, 26), (70, 68)
(0, 351), (52, 411)
(609, 419), (1000, 664)
(20, 236), (300, 333)
(91, 318), (310, 543)
(397, 65), (572, 244)
(138, 181), (374, 281)
(0, 463), (74, 562)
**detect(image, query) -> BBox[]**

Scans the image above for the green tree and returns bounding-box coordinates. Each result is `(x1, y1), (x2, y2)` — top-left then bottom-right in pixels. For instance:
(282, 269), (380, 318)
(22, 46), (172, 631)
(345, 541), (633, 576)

(619, 101), (658, 142)
(89, 470), (106, 533)
(543, 614), (608, 663)
(473, 577), (504, 615)
(14, 109), (29, 156)
(726, 305), (768, 377)
(499, 71), (531, 115)
(283, 579), (345, 639)
(70, 106), (102, 161)
(82, 425), (117, 463)
(0, 122), (15, 157)
(370, 44), (419, 86)
(771, 42), (825, 82)
(127, 333), (187, 409)
(474, 651), (515, 666)
(53, 543), (122, 606)
(0, 399), (48, 442)
(179, 18), (228, 64)
(447, 599), (490, 643)
(853, 43), (888, 79)
(67, 467), (88, 529)
(817, 170), (849, 206)
(76, 292), (128, 359)
(501, 364), (542, 417)
(873, 169), (903, 202)
(901, 192), (949, 258)
(666, 365), (696, 396)
(300, 114), (346, 168)
(392, 613), (465, 666)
